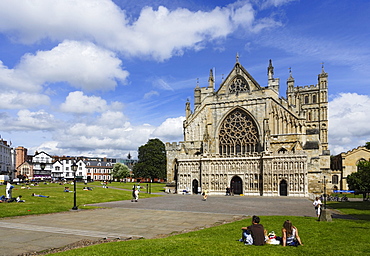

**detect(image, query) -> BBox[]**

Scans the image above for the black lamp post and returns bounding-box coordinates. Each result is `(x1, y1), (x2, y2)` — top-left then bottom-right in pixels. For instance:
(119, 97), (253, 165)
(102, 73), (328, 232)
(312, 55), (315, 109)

(323, 176), (327, 209)
(319, 175), (330, 209)
(318, 175), (332, 221)
(71, 162), (78, 210)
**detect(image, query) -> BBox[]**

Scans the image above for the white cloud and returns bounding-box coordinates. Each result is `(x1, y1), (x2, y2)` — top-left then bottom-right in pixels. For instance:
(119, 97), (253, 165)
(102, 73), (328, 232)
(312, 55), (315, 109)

(152, 116), (185, 142)
(153, 78), (173, 91)
(260, 0), (297, 9)
(55, 120), (155, 154)
(0, 61), (40, 92)
(18, 40), (129, 91)
(0, 1), (283, 61)
(0, 0), (128, 44)
(0, 40), (129, 94)
(0, 91), (49, 109)
(144, 90), (160, 99)
(14, 109), (59, 131)
(329, 93), (370, 155)
(33, 115), (184, 158)
(60, 91), (122, 114)
(0, 109), (61, 132)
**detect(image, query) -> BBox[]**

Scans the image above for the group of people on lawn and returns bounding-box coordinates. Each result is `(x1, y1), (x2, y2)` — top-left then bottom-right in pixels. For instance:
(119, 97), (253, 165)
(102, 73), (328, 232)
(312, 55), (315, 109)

(239, 215), (303, 246)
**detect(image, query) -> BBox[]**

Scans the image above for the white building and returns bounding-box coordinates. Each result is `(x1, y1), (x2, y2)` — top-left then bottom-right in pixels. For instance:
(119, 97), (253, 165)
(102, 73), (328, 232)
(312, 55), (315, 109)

(32, 151), (53, 180)
(52, 159), (87, 181)
(0, 138), (14, 177)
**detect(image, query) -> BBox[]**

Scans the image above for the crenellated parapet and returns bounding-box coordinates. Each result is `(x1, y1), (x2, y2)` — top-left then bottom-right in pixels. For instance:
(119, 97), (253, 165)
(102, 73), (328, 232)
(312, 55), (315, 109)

(165, 142), (182, 151)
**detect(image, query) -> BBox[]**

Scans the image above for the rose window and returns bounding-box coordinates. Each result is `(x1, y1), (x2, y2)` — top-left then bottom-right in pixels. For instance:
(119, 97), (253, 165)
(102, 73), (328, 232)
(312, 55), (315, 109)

(219, 109), (259, 155)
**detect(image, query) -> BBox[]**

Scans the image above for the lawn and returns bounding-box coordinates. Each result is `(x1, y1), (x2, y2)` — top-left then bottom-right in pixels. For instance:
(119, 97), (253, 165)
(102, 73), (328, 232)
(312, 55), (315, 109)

(50, 214), (370, 256)
(0, 181), (163, 218)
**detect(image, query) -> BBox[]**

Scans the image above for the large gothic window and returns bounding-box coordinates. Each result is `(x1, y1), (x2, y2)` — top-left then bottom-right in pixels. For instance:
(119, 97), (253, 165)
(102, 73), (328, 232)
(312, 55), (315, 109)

(229, 76), (249, 94)
(219, 109), (260, 155)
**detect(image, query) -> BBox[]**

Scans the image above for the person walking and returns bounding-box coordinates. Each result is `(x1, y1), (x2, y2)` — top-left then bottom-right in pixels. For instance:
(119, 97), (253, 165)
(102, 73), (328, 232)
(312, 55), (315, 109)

(134, 189), (139, 202)
(202, 189), (209, 201)
(313, 196), (322, 218)
(5, 182), (14, 199)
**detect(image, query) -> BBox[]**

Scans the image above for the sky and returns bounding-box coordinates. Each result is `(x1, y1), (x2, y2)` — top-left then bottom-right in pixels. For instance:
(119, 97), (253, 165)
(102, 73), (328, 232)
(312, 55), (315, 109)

(0, 0), (369, 159)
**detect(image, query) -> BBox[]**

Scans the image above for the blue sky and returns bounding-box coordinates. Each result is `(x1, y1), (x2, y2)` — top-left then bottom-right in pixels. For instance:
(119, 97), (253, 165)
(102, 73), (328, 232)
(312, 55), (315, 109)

(0, 0), (369, 158)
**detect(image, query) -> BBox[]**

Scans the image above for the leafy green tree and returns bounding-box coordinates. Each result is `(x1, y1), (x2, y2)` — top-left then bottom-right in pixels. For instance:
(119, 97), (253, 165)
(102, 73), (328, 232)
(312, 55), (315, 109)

(365, 142), (370, 150)
(347, 160), (370, 200)
(133, 138), (166, 180)
(111, 163), (130, 181)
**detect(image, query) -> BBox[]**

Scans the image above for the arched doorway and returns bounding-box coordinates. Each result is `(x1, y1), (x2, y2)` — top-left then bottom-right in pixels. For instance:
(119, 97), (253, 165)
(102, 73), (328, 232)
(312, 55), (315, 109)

(192, 179), (199, 194)
(279, 179), (288, 196)
(231, 176), (243, 195)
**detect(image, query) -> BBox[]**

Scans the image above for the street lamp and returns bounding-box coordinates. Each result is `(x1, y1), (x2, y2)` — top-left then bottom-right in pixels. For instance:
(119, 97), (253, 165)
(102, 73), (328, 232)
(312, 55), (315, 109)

(71, 162), (78, 210)
(318, 175), (332, 221)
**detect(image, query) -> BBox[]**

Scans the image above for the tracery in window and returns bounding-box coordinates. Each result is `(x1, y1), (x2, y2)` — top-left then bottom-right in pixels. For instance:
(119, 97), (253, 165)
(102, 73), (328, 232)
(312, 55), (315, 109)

(219, 109), (260, 155)
(229, 76), (249, 94)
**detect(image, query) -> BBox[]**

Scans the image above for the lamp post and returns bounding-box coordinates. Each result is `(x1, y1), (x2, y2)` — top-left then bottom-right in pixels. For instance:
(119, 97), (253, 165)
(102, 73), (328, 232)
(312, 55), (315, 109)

(318, 175), (332, 221)
(71, 162), (78, 210)
(322, 176), (328, 209)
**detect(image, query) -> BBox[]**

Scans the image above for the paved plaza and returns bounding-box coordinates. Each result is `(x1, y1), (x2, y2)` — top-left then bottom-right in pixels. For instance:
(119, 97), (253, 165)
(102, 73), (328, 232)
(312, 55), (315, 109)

(1, 194), (322, 256)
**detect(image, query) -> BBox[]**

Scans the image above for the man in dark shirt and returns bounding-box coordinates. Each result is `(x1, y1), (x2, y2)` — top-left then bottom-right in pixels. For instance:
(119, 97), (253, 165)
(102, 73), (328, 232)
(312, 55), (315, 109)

(241, 215), (265, 245)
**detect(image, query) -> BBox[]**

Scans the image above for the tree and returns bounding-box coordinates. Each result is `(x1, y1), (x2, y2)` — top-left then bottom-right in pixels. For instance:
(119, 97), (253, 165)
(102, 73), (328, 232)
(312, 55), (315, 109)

(111, 163), (130, 181)
(133, 138), (166, 180)
(365, 142), (370, 150)
(347, 160), (370, 200)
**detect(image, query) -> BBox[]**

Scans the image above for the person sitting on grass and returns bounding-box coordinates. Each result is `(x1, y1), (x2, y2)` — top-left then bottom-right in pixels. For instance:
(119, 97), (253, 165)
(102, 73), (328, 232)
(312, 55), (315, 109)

(239, 215), (265, 246)
(32, 193), (49, 198)
(0, 195), (6, 202)
(281, 220), (303, 246)
(16, 195), (25, 202)
(64, 187), (73, 192)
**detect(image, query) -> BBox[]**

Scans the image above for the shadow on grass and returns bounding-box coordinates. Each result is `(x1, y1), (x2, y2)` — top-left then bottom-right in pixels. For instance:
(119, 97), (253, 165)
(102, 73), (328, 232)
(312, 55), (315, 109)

(328, 201), (370, 221)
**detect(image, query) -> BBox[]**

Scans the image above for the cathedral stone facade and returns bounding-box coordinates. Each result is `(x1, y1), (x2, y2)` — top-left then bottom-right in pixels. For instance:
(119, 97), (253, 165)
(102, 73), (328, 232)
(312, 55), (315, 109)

(166, 58), (330, 197)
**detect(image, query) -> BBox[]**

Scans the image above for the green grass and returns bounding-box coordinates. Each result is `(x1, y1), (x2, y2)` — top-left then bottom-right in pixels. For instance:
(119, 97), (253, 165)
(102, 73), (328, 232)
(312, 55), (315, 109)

(0, 181), (162, 218)
(50, 215), (370, 256)
(327, 201), (370, 220)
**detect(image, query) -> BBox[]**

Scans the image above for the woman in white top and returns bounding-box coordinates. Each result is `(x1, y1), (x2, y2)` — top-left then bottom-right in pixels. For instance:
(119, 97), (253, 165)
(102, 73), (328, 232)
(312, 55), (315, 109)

(313, 197), (322, 217)
(282, 220), (303, 246)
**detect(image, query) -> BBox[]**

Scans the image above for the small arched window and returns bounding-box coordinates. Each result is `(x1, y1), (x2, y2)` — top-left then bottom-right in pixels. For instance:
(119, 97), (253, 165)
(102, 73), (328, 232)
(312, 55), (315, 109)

(304, 95), (309, 104)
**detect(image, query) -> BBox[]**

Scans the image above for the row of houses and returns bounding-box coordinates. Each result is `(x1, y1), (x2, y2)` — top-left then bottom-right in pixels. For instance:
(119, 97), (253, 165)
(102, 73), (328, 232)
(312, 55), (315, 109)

(15, 147), (137, 182)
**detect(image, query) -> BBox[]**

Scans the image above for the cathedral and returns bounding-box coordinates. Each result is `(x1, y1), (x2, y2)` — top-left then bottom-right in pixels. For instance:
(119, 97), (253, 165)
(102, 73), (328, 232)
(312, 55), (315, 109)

(166, 57), (330, 197)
